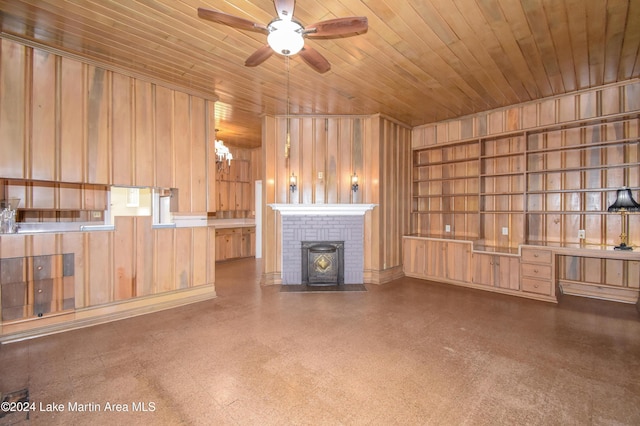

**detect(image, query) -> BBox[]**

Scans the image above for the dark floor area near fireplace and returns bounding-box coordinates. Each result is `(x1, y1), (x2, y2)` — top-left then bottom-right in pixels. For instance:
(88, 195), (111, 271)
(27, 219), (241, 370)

(1, 257), (639, 424)
(279, 284), (367, 293)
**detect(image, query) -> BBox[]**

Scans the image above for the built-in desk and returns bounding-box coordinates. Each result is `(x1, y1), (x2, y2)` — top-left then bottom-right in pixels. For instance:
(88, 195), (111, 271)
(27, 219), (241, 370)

(403, 236), (640, 309)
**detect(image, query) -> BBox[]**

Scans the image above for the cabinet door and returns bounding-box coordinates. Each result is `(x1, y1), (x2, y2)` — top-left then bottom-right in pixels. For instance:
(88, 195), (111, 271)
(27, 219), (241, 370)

(496, 256), (520, 290)
(217, 181), (230, 211)
(215, 232), (227, 261)
(446, 242), (471, 282)
(472, 253), (494, 286)
(425, 240), (446, 279)
(403, 238), (426, 276)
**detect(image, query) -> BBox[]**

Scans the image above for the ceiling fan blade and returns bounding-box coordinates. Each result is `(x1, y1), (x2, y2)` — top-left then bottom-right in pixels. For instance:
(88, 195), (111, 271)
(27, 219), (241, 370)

(305, 17), (368, 38)
(245, 45), (274, 67)
(274, 0), (295, 20)
(299, 45), (331, 73)
(197, 8), (268, 33)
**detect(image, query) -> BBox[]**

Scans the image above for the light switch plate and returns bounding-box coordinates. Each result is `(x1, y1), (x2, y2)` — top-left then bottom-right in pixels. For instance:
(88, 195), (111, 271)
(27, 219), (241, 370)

(318, 172), (323, 180)
(578, 229), (586, 239)
(445, 224), (451, 232)
(502, 227), (509, 235)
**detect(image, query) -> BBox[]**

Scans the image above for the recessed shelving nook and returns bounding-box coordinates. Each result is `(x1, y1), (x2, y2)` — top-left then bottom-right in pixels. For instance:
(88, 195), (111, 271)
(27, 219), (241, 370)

(406, 81), (640, 306)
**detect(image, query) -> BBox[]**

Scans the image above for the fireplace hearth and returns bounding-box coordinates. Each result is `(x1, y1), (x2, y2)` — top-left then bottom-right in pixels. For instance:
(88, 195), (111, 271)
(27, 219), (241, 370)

(302, 241), (344, 286)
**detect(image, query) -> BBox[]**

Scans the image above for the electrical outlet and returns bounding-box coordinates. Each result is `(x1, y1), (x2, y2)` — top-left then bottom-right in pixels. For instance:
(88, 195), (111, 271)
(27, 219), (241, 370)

(578, 229), (586, 239)
(318, 172), (323, 180)
(502, 227), (509, 236)
(445, 224), (451, 233)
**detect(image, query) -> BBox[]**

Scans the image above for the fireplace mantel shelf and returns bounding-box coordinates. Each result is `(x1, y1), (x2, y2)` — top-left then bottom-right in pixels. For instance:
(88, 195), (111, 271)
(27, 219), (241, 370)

(268, 204), (377, 216)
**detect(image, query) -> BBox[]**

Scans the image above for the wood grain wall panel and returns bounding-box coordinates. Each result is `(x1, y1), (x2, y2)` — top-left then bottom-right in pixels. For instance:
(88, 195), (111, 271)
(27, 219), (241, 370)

(326, 118), (339, 203)
(113, 216), (134, 300)
(623, 82), (640, 111)
(190, 97), (207, 213)
(173, 91), (191, 212)
(206, 101), (217, 212)
(338, 119), (353, 204)
(602, 85), (621, 115)
(314, 119), (327, 204)
(135, 216), (154, 297)
(134, 80), (154, 186)
(61, 232), (84, 308)
(300, 117), (314, 205)
(0, 39), (26, 179)
(174, 227), (191, 290)
(154, 85), (173, 189)
(30, 49), (56, 181)
(558, 95), (576, 122)
(59, 57), (85, 183)
(192, 227), (208, 287)
(579, 91), (598, 119)
(86, 65), (110, 184)
(86, 231), (111, 306)
(111, 73), (133, 186)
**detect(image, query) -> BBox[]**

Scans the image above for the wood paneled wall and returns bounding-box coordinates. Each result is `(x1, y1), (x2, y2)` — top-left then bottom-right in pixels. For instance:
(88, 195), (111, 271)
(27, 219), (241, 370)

(0, 38), (212, 214)
(0, 38), (216, 338)
(261, 114), (412, 285)
(413, 80), (640, 147)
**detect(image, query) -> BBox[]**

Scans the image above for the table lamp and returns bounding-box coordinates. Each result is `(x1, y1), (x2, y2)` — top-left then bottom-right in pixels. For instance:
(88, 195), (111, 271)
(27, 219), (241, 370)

(607, 187), (640, 250)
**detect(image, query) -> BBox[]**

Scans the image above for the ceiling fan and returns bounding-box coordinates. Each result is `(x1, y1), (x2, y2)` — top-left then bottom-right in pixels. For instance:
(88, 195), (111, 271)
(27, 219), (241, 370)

(197, 0), (368, 73)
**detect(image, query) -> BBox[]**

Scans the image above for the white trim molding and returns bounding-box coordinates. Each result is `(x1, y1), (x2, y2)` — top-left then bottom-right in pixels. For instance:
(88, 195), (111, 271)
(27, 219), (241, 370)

(268, 204), (377, 216)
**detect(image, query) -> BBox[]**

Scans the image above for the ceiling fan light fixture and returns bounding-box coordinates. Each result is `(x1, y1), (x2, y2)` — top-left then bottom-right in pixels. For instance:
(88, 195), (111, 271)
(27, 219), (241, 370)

(267, 19), (304, 55)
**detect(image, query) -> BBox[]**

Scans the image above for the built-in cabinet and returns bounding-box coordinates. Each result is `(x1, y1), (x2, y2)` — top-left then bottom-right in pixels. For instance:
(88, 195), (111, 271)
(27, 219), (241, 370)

(215, 227), (256, 261)
(408, 81), (640, 305)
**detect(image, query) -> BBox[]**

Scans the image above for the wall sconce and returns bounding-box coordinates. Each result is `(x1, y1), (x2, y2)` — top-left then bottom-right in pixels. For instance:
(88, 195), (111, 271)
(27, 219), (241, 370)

(289, 173), (297, 192)
(351, 173), (359, 192)
(607, 187), (640, 250)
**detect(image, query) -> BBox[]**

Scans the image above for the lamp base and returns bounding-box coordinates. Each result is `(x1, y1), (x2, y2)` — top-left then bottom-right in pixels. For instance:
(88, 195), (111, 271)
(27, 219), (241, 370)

(614, 243), (633, 251)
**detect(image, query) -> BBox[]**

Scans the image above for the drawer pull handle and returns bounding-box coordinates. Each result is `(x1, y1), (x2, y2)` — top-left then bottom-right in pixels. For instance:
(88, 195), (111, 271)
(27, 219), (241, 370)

(37, 266), (43, 270)
(533, 254), (539, 258)
(533, 269), (539, 273)
(534, 284), (539, 288)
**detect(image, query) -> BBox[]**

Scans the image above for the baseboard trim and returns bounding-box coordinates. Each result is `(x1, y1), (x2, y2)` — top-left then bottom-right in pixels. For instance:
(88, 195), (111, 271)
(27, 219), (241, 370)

(0, 284), (217, 344)
(364, 265), (405, 284)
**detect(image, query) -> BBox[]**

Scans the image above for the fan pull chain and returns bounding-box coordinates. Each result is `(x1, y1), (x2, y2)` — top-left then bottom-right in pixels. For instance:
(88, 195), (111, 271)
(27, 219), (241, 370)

(285, 56), (291, 159)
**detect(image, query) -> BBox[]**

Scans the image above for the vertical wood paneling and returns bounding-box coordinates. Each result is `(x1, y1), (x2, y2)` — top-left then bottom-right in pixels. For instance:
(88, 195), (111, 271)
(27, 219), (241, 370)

(30, 49), (56, 181)
(193, 227), (208, 286)
(59, 58), (85, 183)
(326, 118), (339, 203)
(135, 216), (154, 296)
(314, 119), (326, 203)
(175, 227), (191, 289)
(155, 85), (173, 188)
(112, 73), (133, 185)
(190, 97), (207, 213)
(173, 92), (191, 211)
(0, 39), (26, 179)
(155, 228), (174, 293)
(87, 231), (111, 306)
(134, 80), (154, 185)
(86, 65), (110, 184)
(300, 117), (314, 204)
(113, 216), (134, 300)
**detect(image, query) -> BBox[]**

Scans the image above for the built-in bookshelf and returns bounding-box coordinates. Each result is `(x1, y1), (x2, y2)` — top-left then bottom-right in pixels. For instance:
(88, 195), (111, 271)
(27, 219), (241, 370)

(411, 115), (640, 250)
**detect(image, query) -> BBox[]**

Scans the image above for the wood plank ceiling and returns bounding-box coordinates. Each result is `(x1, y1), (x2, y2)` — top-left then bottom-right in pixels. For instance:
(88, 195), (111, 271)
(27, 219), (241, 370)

(1, 0), (639, 148)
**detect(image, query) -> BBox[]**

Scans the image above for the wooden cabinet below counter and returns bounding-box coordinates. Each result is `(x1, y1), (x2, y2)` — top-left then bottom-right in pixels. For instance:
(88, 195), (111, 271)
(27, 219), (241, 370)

(215, 227), (256, 261)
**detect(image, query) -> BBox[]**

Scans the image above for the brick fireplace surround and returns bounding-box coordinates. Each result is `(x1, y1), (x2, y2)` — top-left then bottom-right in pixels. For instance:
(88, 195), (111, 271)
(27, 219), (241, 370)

(268, 204), (376, 285)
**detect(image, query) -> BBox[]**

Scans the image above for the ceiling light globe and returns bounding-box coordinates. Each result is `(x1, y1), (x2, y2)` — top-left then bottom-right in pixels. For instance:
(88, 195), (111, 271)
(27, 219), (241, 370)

(267, 19), (304, 56)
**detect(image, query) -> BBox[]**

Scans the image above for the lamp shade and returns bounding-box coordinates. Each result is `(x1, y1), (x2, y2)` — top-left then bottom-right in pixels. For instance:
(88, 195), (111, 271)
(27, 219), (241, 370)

(608, 187), (640, 212)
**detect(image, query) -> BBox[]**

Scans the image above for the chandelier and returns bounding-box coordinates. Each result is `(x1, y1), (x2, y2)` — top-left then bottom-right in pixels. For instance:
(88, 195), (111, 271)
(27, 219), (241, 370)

(215, 139), (233, 173)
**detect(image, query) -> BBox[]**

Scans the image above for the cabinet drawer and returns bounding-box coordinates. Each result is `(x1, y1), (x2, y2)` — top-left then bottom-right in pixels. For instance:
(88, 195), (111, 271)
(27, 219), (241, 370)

(521, 263), (552, 280)
(521, 248), (552, 264)
(521, 277), (552, 296)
